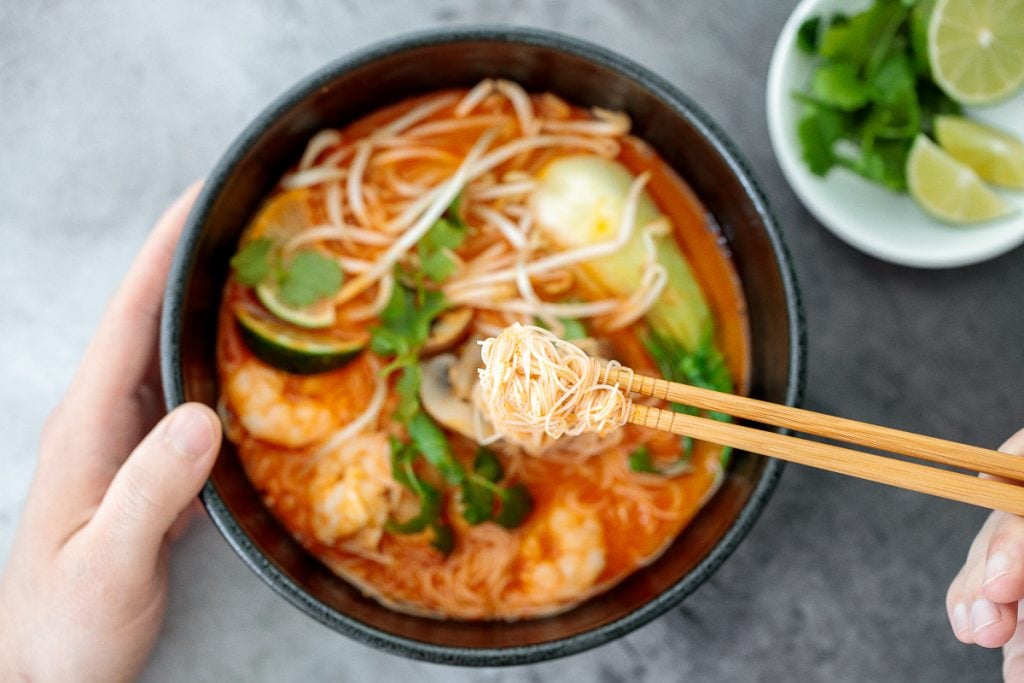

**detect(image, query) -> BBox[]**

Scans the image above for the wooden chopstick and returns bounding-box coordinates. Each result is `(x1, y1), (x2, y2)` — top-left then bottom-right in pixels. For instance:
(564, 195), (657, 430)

(606, 369), (1024, 483)
(629, 404), (1024, 516)
(605, 367), (1024, 515)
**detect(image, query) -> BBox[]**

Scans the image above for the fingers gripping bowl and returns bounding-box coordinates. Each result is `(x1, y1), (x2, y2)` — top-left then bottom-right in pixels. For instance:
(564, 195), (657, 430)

(161, 28), (804, 665)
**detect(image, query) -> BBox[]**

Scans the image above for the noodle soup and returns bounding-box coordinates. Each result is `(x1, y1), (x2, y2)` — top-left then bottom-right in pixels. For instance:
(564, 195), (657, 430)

(216, 80), (750, 620)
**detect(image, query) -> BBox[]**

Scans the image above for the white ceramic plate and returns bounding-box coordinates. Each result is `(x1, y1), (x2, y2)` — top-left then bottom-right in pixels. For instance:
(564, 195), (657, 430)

(767, 0), (1024, 268)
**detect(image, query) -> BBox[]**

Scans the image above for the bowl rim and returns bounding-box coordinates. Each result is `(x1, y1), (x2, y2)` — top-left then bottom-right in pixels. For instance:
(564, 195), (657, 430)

(161, 25), (806, 667)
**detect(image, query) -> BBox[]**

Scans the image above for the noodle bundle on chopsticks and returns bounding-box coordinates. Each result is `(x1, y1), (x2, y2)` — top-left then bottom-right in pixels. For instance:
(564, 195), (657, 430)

(476, 323), (634, 453)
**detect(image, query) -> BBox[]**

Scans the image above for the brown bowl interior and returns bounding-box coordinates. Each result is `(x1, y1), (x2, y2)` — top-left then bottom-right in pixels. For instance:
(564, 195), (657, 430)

(163, 29), (802, 665)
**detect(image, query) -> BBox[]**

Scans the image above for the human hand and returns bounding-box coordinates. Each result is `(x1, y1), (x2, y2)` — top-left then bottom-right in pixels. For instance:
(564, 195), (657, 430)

(0, 184), (222, 683)
(946, 428), (1024, 679)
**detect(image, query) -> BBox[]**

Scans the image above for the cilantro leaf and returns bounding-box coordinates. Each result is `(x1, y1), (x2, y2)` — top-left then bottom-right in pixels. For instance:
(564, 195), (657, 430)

(643, 330), (734, 470)
(797, 17), (822, 55)
(812, 62), (871, 111)
(535, 316), (588, 340)
(870, 52), (916, 107)
(628, 446), (658, 474)
(460, 477), (495, 525)
(416, 215), (467, 284)
(430, 522), (455, 555)
(796, 104), (844, 176)
(819, 2), (904, 69)
(371, 280), (449, 379)
(279, 250), (343, 307)
(419, 248), (457, 283)
(408, 411), (464, 485)
(629, 444), (692, 477)
(230, 239), (273, 286)
(459, 449), (532, 527)
(495, 484), (533, 529)
(473, 448), (504, 482)
(394, 365), (422, 423)
(386, 440), (442, 534)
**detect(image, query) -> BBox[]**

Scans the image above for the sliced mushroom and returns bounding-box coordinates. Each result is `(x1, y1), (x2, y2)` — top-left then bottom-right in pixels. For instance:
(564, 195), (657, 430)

(419, 354), (476, 440)
(422, 307), (473, 356)
(449, 335), (483, 401)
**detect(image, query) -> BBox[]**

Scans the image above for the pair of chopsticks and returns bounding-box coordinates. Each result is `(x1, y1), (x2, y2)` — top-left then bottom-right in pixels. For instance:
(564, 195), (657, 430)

(605, 368), (1024, 515)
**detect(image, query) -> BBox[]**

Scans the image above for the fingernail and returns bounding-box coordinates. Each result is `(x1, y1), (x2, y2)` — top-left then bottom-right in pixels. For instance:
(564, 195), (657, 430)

(985, 552), (1015, 586)
(971, 599), (1002, 634)
(953, 602), (969, 634)
(165, 406), (214, 460)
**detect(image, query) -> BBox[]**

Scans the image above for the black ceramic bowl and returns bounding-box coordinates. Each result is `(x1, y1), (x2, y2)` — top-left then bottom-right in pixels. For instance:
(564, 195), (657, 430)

(161, 27), (804, 666)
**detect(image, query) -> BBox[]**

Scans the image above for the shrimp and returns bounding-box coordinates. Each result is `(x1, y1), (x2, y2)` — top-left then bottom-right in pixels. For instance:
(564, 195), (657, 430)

(517, 503), (606, 603)
(309, 432), (397, 549)
(224, 360), (338, 449)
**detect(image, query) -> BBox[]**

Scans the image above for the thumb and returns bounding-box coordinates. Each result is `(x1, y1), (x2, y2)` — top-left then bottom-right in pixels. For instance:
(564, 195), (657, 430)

(90, 403), (220, 567)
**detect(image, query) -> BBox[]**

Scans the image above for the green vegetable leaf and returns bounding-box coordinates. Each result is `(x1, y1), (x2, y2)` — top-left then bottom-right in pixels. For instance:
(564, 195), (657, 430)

(230, 239), (273, 286)
(445, 192), (466, 227)
(420, 248), (457, 283)
(460, 449), (522, 526)
(628, 446), (658, 474)
(386, 439), (442, 534)
(909, 0), (935, 75)
(797, 17), (822, 55)
(394, 365), (422, 423)
(408, 411), (464, 485)
(535, 316), (588, 340)
(372, 280), (449, 380)
(850, 137), (912, 191)
(643, 330), (734, 471)
(819, 2), (904, 70)
(279, 250), (343, 307)
(460, 476), (495, 525)
(870, 52), (916, 107)
(917, 79), (962, 134)
(796, 104), (844, 176)
(417, 215), (467, 284)
(430, 522), (455, 555)
(495, 484), (533, 529)
(473, 448), (504, 482)
(812, 62), (871, 111)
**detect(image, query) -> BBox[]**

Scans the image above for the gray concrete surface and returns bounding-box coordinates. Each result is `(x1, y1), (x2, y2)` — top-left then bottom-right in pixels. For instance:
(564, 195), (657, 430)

(0, 1), (1016, 680)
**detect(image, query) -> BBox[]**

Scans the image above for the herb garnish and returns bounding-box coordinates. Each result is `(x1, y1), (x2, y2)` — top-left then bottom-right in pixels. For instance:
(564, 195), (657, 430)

(372, 205), (534, 550)
(460, 448), (534, 528)
(639, 330), (734, 472)
(230, 238), (343, 307)
(793, 0), (961, 191)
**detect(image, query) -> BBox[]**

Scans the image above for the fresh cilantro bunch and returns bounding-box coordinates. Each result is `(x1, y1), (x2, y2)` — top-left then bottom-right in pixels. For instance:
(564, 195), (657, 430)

(794, 0), (961, 191)
(231, 238), (343, 307)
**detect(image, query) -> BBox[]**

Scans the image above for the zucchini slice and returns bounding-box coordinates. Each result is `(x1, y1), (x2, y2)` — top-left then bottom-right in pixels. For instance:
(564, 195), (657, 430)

(235, 307), (367, 374)
(256, 281), (336, 329)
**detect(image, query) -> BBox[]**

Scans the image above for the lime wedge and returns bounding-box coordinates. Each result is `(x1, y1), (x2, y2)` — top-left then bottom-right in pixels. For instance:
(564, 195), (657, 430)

(907, 134), (1015, 224)
(256, 281), (336, 329)
(928, 0), (1024, 105)
(935, 115), (1024, 189)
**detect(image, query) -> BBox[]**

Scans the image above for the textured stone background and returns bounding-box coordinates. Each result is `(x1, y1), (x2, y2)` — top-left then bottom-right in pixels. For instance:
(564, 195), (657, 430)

(0, 1), (1017, 680)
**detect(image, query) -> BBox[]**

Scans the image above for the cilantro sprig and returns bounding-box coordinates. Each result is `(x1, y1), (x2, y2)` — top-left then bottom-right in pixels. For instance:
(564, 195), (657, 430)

(793, 0), (961, 191)
(371, 249), (534, 549)
(230, 238), (343, 308)
(386, 437), (453, 554)
(639, 330), (734, 472)
(460, 448), (533, 528)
